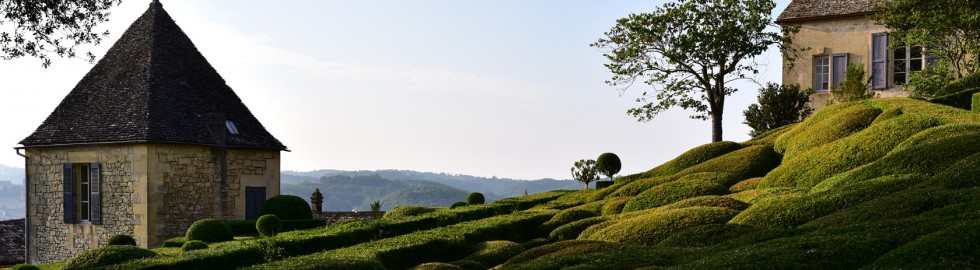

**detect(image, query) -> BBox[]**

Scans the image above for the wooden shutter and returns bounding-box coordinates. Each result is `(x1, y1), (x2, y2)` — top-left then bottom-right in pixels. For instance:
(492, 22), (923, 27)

(63, 163), (74, 224)
(831, 53), (849, 90)
(90, 163), (102, 225)
(871, 33), (888, 89)
(926, 55), (940, 74)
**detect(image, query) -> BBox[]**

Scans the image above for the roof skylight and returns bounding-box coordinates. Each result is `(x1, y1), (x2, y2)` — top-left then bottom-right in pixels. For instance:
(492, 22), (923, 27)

(225, 120), (240, 135)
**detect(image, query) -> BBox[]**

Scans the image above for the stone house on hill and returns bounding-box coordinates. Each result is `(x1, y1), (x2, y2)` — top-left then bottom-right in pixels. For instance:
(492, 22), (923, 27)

(16, 0), (287, 263)
(777, 0), (936, 109)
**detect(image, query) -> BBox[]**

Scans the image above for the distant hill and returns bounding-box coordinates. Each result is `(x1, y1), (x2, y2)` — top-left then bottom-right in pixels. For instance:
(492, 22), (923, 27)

(281, 169), (581, 199)
(0, 180), (24, 220)
(0, 164), (22, 185)
(280, 174), (478, 211)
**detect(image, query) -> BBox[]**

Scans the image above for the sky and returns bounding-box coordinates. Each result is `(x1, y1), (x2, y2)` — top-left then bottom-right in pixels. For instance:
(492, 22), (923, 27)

(0, 0), (793, 182)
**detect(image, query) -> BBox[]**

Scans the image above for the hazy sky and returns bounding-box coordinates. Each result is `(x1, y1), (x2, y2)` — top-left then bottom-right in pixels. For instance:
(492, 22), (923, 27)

(0, 0), (792, 181)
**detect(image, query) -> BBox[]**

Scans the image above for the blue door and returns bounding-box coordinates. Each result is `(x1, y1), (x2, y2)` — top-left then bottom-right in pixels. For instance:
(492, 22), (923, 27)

(245, 187), (266, 220)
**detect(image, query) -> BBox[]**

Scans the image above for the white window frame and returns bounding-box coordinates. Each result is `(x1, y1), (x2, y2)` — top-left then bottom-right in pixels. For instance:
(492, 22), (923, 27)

(814, 56), (830, 91)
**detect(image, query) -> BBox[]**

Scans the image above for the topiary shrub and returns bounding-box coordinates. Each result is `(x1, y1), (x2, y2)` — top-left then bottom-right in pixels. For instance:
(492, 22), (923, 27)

(596, 152), (622, 181)
(384, 206), (438, 219)
(660, 223), (761, 247)
(676, 145), (782, 184)
(448, 260), (486, 270)
(161, 236), (187, 247)
(973, 92), (980, 112)
(658, 195), (749, 212)
(467, 192), (485, 205)
(619, 141), (742, 182)
(549, 216), (609, 241)
(594, 181), (614, 190)
(9, 264), (40, 270)
(537, 209), (598, 235)
(180, 240), (209, 252)
(601, 197), (632, 215)
(410, 262), (464, 270)
(729, 177), (763, 192)
(107, 234), (137, 246)
(463, 240), (526, 268)
(621, 180), (728, 212)
(185, 218), (234, 243)
(259, 195), (313, 220)
(450, 202), (468, 209)
(256, 214), (282, 237)
(62, 245), (157, 270)
(773, 103), (882, 160)
(869, 219), (980, 269)
(520, 238), (550, 250)
(586, 206), (739, 245)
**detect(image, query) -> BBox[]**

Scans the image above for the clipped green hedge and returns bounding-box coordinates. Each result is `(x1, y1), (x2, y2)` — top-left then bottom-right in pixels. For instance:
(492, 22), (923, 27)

(162, 236), (187, 248)
(410, 262), (465, 270)
(181, 240), (209, 252)
(619, 141), (743, 182)
(225, 219), (327, 236)
(107, 234), (137, 246)
(463, 240), (525, 268)
(257, 214), (282, 237)
(499, 240), (687, 269)
(586, 207), (739, 245)
(621, 180), (728, 212)
(733, 174), (920, 229)
(537, 209), (598, 236)
(384, 206), (439, 219)
(659, 223), (760, 248)
(186, 218), (234, 243)
(548, 216), (609, 241)
(773, 103), (880, 159)
(658, 195), (749, 212)
(931, 86), (980, 110)
(448, 259), (486, 270)
(869, 218), (980, 269)
(260, 195), (313, 220)
(730, 177), (763, 192)
(9, 264), (40, 270)
(62, 246), (157, 270)
(600, 197), (631, 215)
(973, 92), (980, 112)
(675, 145), (782, 183)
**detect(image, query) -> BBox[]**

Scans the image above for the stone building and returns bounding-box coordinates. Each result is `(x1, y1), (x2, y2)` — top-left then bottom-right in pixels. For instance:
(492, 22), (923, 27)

(777, 0), (935, 109)
(15, 0), (287, 263)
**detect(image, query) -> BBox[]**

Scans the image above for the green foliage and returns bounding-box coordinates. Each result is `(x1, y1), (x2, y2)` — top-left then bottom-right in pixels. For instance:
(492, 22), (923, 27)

(384, 206), (439, 219)
(180, 240), (209, 252)
(162, 236), (187, 248)
(257, 214), (283, 237)
(730, 177), (762, 192)
(0, 0), (121, 67)
(537, 209), (599, 235)
(621, 180), (728, 212)
(973, 92), (980, 112)
(831, 63), (876, 104)
(451, 201), (468, 209)
(619, 141), (742, 182)
(907, 60), (956, 99)
(259, 195), (313, 220)
(586, 207), (739, 245)
(410, 263), (464, 270)
(548, 216), (609, 241)
(107, 234), (137, 246)
(595, 152), (622, 181)
(520, 238), (550, 250)
(743, 83), (814, 137)
(9, 264), (40, 270)
(62, 245), (157, 270)
(592, 0), (793, 141)
(873, 0), (980, 78)
(463, 240), (525, 268)
(498, 240), (686, 270)
(467, 192), (485, 205)
(869, 219), (980, 269)
(370, 200), (383, 214)
(600, 197), (631, 215)
(660, 224), (760, 248)
(448, 260), (486, 270)
(185, 218), (235, 243)
(675, 145), (782, 183)
(570, 159), (599, 189)
(774, 103), (882, 160)
(658, 195), (749, 212)
(594, 181), (614, 190)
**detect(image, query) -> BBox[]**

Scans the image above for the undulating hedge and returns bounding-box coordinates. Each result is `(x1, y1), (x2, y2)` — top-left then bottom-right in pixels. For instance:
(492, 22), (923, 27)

(931, 86), (980, 110)
(107, 234), (137, 246)
(536, 209), (598, 236)
(225, 219), (327, 236)
(462, 240), (525, 268)
(185, 218), (234, 243)
(868, 218), (980, 269)
(618, 141), (742, 182)
(62, 246), (157, 270)
(600, 197), (631, 215)
(548, 216), (609, 241)
(497, 240), (686, 269)
(657, 195), (749, 212)
(447, 259), (486, 270)
(973, 92), (980, 112)
(621, 180), (728, 212)
(674, 145), (781, 183)
(181, 240), (209, 252)
(410, 262), (465, 270)
(659, 223), (761, 248)
(384, 206), (439, 219)
(586, 206), (739, 245)
(773, 102), (880, 159)
(729, 177), (763, 192)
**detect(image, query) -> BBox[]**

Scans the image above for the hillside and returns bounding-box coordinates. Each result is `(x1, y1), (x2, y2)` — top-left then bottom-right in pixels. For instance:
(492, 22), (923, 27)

(41, 98), (980, 269)
(281, 174), (477, 211)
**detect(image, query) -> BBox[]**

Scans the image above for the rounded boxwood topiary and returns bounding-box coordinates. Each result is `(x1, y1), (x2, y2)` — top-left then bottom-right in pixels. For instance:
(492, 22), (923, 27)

(463, 240), (526, 268)
(256, 214), (282, 237)
(450, 201), (468, 209)
(180, 240), (209, 252)
(596, 152), (622, 181)
(107, 234), (137, 246)
(185, 218), (234, 243)
(259, 195), (313, 220)
(63, 245), (157, 270)
(467, 192), (485, 205)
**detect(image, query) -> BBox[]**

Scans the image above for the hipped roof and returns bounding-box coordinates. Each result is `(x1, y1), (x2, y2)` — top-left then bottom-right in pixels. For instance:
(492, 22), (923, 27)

(20, 1), (287, 150)
(776, 0), (884, 23)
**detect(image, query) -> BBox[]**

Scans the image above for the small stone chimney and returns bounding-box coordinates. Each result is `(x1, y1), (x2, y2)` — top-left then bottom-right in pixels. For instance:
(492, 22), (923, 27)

(311, 188), (324, 213)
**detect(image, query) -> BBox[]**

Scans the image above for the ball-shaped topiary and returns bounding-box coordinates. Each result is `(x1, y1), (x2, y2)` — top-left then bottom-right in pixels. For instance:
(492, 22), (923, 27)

(259, 195), (313, 220)
(256, 214), (282, 237)
(62, 246), (157, 270)
(107, 234), (137, 246)
(596, 152), (622, 181)
(467, 192), (485, 205)
(450, 201), (468, 209)
(180, 240), (209, 252)
(185, 218), (234, 243)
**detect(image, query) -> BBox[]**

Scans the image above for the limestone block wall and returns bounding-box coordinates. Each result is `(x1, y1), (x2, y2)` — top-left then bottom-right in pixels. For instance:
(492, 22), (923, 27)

(227, 149), (280, 220)
(781, 16), (908, 111)
(24, 145), (148, 263)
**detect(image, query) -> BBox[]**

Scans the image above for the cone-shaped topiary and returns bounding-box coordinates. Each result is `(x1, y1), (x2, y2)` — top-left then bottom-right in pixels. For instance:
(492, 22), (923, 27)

(107, 234), (137, 246)
(259, 195), (313, 220)
(185, 218), (234, 243)
(180, 240), (209, 252)
(467, 192), (485, 205)
(256, 214), (282, 237)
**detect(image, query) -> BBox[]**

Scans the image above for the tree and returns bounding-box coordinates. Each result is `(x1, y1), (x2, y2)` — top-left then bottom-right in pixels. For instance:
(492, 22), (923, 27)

(595, 153), (621, 182)
(873, 0), (980, 79)
(743, 83), (813, 137)
(592, 0), (796, 142)
(1, 0), (122, 67)
(570, 159), (599, 190)
(832, 64), (876, 104)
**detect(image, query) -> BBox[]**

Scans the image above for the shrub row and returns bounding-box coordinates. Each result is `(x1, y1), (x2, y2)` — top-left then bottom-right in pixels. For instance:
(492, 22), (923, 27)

(586, 206), (739, 245)
(246, 210), (557, 270)
(618, 141), (743, 183)
(224, 219), (327, 236)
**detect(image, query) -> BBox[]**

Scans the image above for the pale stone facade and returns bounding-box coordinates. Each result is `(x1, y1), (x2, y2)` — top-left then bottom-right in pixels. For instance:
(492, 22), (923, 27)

(24, 144), (279, 263)
(782, 16), (909, 110)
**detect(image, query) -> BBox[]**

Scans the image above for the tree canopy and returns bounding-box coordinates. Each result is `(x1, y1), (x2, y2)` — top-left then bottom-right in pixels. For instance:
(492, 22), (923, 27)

(593, 0), (795, 142)
(873, 0), (980, 79)
(570, 159), (598, 190)
(1, 0), (122, 67)
(742, 83), (813, 137)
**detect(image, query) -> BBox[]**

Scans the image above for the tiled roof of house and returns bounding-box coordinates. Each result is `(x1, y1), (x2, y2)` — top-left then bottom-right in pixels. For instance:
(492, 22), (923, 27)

(20, 0), (287, 150)
(0, 219), (25, 265)
(776, 0), (884, 23)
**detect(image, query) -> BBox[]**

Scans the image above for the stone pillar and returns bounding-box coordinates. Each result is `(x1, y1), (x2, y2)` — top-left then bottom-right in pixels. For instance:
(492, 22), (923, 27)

(311, 188), (323, 214)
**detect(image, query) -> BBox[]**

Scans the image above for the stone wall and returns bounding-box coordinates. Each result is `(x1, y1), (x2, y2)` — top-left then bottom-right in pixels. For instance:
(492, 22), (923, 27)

(24, 145), (147, 263)
(781, 16), (909, 111)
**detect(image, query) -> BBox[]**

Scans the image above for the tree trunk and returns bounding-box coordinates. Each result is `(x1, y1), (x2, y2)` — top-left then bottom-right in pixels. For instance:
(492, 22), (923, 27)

(711, 110), (723, 142)
(584, 182), (589, 190)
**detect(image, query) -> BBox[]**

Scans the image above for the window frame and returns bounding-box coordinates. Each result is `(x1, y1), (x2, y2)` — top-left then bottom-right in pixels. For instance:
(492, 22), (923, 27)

(814, 56), (831, 91)
(64, 162), (102, 225)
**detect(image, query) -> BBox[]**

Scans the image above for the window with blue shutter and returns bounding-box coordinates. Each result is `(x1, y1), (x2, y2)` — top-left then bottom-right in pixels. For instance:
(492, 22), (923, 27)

(63, 162), (102, 224)
(63, 163), (74, 224)
(831, 53), (849, 91)
(90, 163), (102, 224)
(871, 33), (888, 89)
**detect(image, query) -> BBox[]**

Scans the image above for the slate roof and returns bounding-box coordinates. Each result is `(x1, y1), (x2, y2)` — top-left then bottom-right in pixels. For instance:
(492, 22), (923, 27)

(776, 0), (884, 23)
(20, 0), (287, 150)
(0, 219), (25, 266)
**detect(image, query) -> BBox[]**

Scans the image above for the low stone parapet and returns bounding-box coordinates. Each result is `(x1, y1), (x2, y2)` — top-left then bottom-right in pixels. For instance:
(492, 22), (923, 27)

(313, 212), (383, 224)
